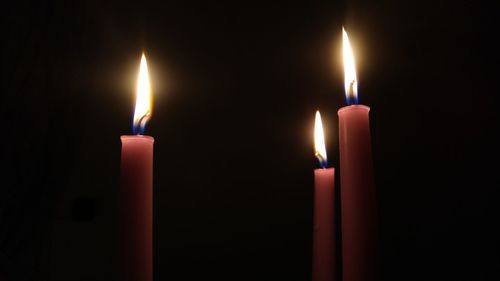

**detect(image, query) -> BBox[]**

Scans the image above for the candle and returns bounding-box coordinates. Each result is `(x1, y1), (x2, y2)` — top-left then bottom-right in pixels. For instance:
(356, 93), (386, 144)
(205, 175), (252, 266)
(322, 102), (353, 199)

(338, 28), (378, 281)
(312, 111), (336, 281)
(119, 53), (154, 281)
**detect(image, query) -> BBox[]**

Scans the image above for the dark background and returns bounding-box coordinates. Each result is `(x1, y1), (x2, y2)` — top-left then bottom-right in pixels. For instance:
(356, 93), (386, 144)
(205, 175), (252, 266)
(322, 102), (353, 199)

(1, 0), (499, 280)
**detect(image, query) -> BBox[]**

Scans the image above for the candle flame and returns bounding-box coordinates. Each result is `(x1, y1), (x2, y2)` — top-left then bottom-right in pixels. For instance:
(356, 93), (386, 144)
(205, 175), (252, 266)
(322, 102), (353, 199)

(314, 111), (327, 168)
(133, 53), (152, 134)
(343, 27), (358, 105)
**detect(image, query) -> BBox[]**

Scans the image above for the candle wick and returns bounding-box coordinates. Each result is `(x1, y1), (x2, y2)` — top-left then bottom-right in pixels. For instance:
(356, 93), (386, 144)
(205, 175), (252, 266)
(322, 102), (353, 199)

(134, 112), (151, 135)
(349, 80), (355, 95)
(315, 152), (327, 169)
(346, 79), (357, 105)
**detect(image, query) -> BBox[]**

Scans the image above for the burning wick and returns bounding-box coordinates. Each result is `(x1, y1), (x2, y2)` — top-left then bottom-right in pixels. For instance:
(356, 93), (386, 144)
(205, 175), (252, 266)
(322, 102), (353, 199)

(134, 112), (151, 135)
(315, 152), (327, 169)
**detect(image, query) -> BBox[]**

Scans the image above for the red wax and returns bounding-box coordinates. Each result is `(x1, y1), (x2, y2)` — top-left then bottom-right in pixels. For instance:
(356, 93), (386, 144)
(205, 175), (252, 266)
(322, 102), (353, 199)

(313, 167), (336, 281)
(338, 105), (378, 281)
(119, 135), (154, 281)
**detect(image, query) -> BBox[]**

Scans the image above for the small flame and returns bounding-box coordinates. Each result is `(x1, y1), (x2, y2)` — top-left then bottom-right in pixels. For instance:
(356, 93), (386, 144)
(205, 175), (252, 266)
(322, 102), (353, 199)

(342, 27), (358, 105)
(133, 53), (152, 134)
(314, 111), (327, 168)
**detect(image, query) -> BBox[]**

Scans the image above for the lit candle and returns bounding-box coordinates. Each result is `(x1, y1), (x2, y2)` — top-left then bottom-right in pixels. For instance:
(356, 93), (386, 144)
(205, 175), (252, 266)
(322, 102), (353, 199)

(312, 111), (336, 281)
(119, 53), (154, 281)
(338, 28), (378, 281)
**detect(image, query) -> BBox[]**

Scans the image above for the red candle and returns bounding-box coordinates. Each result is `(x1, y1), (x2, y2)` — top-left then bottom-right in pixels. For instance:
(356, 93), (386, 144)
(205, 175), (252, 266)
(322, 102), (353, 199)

(312, 111), (336, 281)
(119, 53), (154, 281)
(339, 28), (378, 281)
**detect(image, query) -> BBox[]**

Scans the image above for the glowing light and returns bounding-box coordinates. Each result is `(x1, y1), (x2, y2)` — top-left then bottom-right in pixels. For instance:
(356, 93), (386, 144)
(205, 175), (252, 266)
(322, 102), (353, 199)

(314, 110), (327, 168)
(133, 53), (152, 134)
(343, 27), (358, 105)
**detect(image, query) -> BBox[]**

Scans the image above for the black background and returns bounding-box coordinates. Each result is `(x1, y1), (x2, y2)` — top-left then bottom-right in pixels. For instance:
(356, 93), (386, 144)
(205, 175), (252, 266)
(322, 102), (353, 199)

(1, 0), (499, 280)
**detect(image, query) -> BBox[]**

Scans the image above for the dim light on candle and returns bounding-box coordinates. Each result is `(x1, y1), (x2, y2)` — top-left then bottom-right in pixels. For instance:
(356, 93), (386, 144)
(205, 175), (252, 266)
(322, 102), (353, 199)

(338, 27), (378, 281)
(312, 110), (336, 281)
(133, 53), (152, 135)
(120, 52), (155, 281)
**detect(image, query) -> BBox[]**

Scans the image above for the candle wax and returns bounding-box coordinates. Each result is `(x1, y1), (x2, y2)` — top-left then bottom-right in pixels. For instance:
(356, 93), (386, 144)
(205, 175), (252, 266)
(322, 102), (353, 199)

(338, 105), (378, 281)
(313, 167), (336, 281)
(119, 135), (154, 281)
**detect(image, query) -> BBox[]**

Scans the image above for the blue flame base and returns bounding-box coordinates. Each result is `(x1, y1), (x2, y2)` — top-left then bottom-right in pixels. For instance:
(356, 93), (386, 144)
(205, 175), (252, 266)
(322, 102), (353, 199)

(345, 96), (358, 106)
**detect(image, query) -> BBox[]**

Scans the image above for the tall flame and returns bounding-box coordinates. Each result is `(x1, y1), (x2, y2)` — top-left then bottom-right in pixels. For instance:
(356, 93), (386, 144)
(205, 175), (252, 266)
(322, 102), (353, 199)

(342, 27), (358, 105)
(314, 110), (327, 168)
(133, 53), (152, 134)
